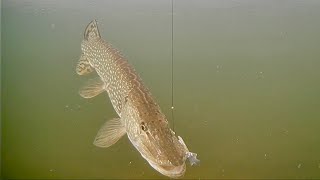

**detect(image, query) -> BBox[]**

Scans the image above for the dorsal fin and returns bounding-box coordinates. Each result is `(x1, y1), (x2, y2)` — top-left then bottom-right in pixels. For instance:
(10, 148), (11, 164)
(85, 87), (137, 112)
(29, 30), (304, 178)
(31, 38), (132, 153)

(84, 20), (101, 41)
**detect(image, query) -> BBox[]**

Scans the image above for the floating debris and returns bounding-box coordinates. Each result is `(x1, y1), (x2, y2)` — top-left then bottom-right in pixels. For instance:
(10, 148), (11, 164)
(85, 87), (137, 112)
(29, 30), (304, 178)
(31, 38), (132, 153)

(221, 169), (225, 177)
(256, 71), (264, 79)
(216, 65), (222, 73)
(65, 104), (81, 111)
(297, 163), (302, 169)
(234, 137), (240, 144)
(282, 128), (289, 135)
(51, 23), (55, 30)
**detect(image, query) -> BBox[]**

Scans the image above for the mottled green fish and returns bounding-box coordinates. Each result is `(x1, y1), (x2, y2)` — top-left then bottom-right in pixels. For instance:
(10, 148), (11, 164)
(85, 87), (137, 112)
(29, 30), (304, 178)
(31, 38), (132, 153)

(76, 20), (199, 178)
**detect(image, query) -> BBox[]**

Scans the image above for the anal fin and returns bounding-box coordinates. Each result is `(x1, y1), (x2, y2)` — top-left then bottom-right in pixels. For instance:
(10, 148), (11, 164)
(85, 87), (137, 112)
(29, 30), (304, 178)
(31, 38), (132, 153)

(93, 118), (126, 148)
(76, 54), (94, 75)
(79, 77), (105, 98)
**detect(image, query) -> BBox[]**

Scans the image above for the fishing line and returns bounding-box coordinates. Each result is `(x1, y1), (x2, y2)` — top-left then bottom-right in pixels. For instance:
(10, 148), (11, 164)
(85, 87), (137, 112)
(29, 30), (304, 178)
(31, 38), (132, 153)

(171, 0), (175, 131)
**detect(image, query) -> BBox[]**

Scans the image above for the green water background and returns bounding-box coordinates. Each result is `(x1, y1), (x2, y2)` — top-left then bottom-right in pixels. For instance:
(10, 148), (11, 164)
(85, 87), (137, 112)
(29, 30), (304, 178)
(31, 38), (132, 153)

(2, 0), (320, 179)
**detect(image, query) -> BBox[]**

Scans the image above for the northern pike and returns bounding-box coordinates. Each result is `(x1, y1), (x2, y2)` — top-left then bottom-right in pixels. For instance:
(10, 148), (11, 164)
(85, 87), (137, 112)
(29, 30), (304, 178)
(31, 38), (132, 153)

(76, 20), (199, 178)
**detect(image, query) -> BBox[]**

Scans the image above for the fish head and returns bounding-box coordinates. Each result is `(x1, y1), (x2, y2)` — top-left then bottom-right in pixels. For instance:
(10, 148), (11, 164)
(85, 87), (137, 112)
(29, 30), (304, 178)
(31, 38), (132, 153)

(123, 98), (188, 178)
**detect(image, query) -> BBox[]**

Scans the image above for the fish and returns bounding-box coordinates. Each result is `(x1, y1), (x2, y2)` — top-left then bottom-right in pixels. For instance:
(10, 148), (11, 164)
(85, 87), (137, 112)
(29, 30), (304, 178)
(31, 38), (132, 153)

(76, 20), (199, 178)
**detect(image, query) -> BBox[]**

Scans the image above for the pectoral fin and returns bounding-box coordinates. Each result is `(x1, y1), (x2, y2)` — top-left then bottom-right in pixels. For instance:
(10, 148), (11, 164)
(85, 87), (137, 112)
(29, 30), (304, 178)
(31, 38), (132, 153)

(93, 118), (126, 148)
(76, 54), (93, 75)
(79, 77), (105, 98)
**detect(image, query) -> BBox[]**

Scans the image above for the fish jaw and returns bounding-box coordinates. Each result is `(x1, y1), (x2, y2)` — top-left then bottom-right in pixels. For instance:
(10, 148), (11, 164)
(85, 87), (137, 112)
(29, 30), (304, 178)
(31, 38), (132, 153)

(147, 160), (186, 179)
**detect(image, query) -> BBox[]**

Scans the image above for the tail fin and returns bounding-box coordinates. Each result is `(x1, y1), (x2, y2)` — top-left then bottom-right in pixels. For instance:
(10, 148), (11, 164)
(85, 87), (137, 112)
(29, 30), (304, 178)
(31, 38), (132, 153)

(84, 20), (101, 41)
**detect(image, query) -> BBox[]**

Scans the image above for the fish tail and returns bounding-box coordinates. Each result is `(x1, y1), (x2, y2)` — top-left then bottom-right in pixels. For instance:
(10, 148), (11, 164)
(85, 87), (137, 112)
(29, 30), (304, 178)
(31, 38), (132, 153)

(84, 20), (101, 41)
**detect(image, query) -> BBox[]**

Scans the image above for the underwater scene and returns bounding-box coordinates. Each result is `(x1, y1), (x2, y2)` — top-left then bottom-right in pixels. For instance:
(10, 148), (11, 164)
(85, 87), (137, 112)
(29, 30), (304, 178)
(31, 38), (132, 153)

(2, 0), (320, 179)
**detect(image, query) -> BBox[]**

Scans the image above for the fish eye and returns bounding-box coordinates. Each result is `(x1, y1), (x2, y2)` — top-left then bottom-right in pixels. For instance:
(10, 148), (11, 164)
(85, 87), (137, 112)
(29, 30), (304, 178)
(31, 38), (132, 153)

(140, 122), (148, 131)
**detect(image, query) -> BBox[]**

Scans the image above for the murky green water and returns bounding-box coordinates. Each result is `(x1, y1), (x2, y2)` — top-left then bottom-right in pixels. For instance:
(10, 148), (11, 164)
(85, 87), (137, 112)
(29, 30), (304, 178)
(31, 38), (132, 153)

(2, 0), (320, 179)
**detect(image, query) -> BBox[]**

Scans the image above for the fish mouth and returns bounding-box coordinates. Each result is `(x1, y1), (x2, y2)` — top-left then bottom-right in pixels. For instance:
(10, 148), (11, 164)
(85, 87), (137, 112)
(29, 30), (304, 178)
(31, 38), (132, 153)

(147, 160), (186, 179)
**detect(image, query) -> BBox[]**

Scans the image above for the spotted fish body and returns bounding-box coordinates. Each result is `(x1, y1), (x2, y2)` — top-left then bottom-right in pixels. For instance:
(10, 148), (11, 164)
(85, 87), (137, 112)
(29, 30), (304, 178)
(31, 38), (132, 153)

(76, 20), (199, 178)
